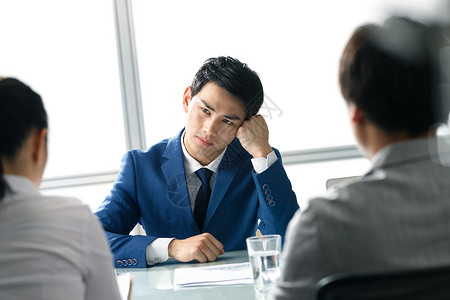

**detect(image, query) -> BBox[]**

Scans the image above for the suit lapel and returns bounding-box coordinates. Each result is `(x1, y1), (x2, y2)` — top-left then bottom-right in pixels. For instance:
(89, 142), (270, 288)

(203, 138), (246, 229)
(161, 130), (199, 233)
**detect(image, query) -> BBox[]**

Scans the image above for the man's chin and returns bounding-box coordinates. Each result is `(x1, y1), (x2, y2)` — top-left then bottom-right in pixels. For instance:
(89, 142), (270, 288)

(196, 146), (226, 160)
(198, 148), (219, 158)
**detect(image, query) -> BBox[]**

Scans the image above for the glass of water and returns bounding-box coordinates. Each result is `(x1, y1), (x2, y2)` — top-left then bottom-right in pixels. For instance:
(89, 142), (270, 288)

(246, 234), (281, 293)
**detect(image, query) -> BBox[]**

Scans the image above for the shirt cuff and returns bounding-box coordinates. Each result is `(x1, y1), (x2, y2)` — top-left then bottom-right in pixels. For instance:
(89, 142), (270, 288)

(251, 150), (278, 174)
(146, 237), (174, 266)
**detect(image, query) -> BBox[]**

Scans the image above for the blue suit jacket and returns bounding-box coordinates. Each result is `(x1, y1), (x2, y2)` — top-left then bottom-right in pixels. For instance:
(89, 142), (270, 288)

(95, 130), (299, 268)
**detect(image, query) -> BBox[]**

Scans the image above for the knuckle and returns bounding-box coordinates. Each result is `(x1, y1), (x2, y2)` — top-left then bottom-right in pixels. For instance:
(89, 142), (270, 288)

(197, 240), (206, 250)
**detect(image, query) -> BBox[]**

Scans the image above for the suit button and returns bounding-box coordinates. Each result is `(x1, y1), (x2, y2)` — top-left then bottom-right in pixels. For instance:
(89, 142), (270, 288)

(122, 259), (128, 266)
(262, 184), (269, 190)
(132, 258), (138, 266)
(264, 189), (271, 195)
(127, 259), (133, 265)
(116, 260), (123, 267)
(266, 195), (273, 201)
(268, 200), (276, 207)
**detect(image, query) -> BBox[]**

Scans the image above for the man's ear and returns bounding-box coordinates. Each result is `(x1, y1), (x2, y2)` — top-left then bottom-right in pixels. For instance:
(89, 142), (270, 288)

(31, 128), (48, 166)
(182, 86), (192, 113)
(349, 104), (365, 124)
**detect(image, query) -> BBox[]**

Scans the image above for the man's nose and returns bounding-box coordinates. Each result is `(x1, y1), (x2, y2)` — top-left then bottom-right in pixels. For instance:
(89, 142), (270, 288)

(203, 117), (219, 136)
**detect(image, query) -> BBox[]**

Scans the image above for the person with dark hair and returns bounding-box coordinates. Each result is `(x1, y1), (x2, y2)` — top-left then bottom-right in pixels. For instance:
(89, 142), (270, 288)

(0, 78), (121, 300)
(95, 56), (299, 267)
(272, 18), (450, 300)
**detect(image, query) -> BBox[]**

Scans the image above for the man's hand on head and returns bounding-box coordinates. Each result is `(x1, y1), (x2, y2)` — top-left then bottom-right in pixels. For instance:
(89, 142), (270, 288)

(236, 115), (272, 158)
(168, 233), (225, 263)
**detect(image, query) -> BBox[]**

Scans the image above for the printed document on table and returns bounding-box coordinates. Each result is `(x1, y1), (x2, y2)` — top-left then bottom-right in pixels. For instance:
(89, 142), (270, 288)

(116, 272), (133, 300)
(174, 262), (253, 287)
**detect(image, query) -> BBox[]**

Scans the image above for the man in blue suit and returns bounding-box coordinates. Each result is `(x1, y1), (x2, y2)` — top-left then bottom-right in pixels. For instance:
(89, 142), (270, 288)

(95, 56), (299, 268)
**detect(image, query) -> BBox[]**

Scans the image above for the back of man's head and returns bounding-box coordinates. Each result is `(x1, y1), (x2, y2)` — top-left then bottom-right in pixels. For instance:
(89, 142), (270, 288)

(339, 17), (447, 137)
(190, 56), (264, 119)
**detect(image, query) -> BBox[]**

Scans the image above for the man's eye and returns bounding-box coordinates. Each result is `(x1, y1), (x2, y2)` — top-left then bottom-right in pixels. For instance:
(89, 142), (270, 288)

(223, 119), (233, 125)
(201, 108), (210, 114)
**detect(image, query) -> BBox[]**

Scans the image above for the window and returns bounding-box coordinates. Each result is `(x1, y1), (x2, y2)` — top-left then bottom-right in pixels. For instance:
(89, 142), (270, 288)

(0, 0), (124, 211)
(132, 0), (447, 152)
(285, 158), (371, 209)
(1, 0), (447, 211)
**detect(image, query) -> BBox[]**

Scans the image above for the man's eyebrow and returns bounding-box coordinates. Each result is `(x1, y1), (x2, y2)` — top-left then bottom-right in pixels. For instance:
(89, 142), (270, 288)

(224, 114), (242, 121)
(200, 99), (242, 121)
(201, 100), (215, 112)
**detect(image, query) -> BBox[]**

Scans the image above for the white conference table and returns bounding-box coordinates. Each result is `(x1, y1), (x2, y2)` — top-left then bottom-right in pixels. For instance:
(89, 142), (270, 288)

(116, 250), (272, 299)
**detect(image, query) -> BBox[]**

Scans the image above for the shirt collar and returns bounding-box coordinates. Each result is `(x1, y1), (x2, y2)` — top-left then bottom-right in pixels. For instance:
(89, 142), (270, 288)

(369, 136), (448, 172)
(3, 175), (40, 197)
(181, 130), (226, 176)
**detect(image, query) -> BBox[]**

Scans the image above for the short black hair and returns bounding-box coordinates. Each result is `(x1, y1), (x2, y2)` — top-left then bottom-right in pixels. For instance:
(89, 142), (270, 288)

(0, 78), (47, 199)
(190, 56), (264, 119)
(339, 17), (447, 136)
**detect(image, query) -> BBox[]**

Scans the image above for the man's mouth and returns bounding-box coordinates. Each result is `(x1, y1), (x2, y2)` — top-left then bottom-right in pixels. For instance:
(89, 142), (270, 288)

(196, 136), (213, 146)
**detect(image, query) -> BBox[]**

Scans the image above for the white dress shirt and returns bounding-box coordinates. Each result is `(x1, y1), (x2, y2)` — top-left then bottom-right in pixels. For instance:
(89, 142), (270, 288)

(146, 132), (278, 265)
(0, 175), (121, 300)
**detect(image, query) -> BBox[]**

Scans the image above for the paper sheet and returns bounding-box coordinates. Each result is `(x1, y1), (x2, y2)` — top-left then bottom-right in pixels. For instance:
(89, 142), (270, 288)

(173, 262), (254, 287)
(116, 272), (133, 300)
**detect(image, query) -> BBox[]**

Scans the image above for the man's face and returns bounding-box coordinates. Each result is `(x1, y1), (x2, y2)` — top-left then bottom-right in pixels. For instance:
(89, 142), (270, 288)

(183, 82), (246, 166)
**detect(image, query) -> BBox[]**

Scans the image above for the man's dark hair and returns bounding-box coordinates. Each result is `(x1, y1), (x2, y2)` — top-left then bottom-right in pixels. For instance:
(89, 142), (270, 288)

(190, 56), (264, 119)
(339, 17), (447, 136)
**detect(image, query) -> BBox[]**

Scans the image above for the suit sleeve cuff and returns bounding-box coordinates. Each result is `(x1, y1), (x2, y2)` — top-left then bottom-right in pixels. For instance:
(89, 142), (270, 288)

(146, 237), (174, 266)
(251, 150), (278, 174)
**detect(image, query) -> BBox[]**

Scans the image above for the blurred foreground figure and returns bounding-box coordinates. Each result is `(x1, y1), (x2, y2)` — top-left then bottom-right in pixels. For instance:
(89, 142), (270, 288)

(0, 78), (121, 300)
(272, 17), (450, 300)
